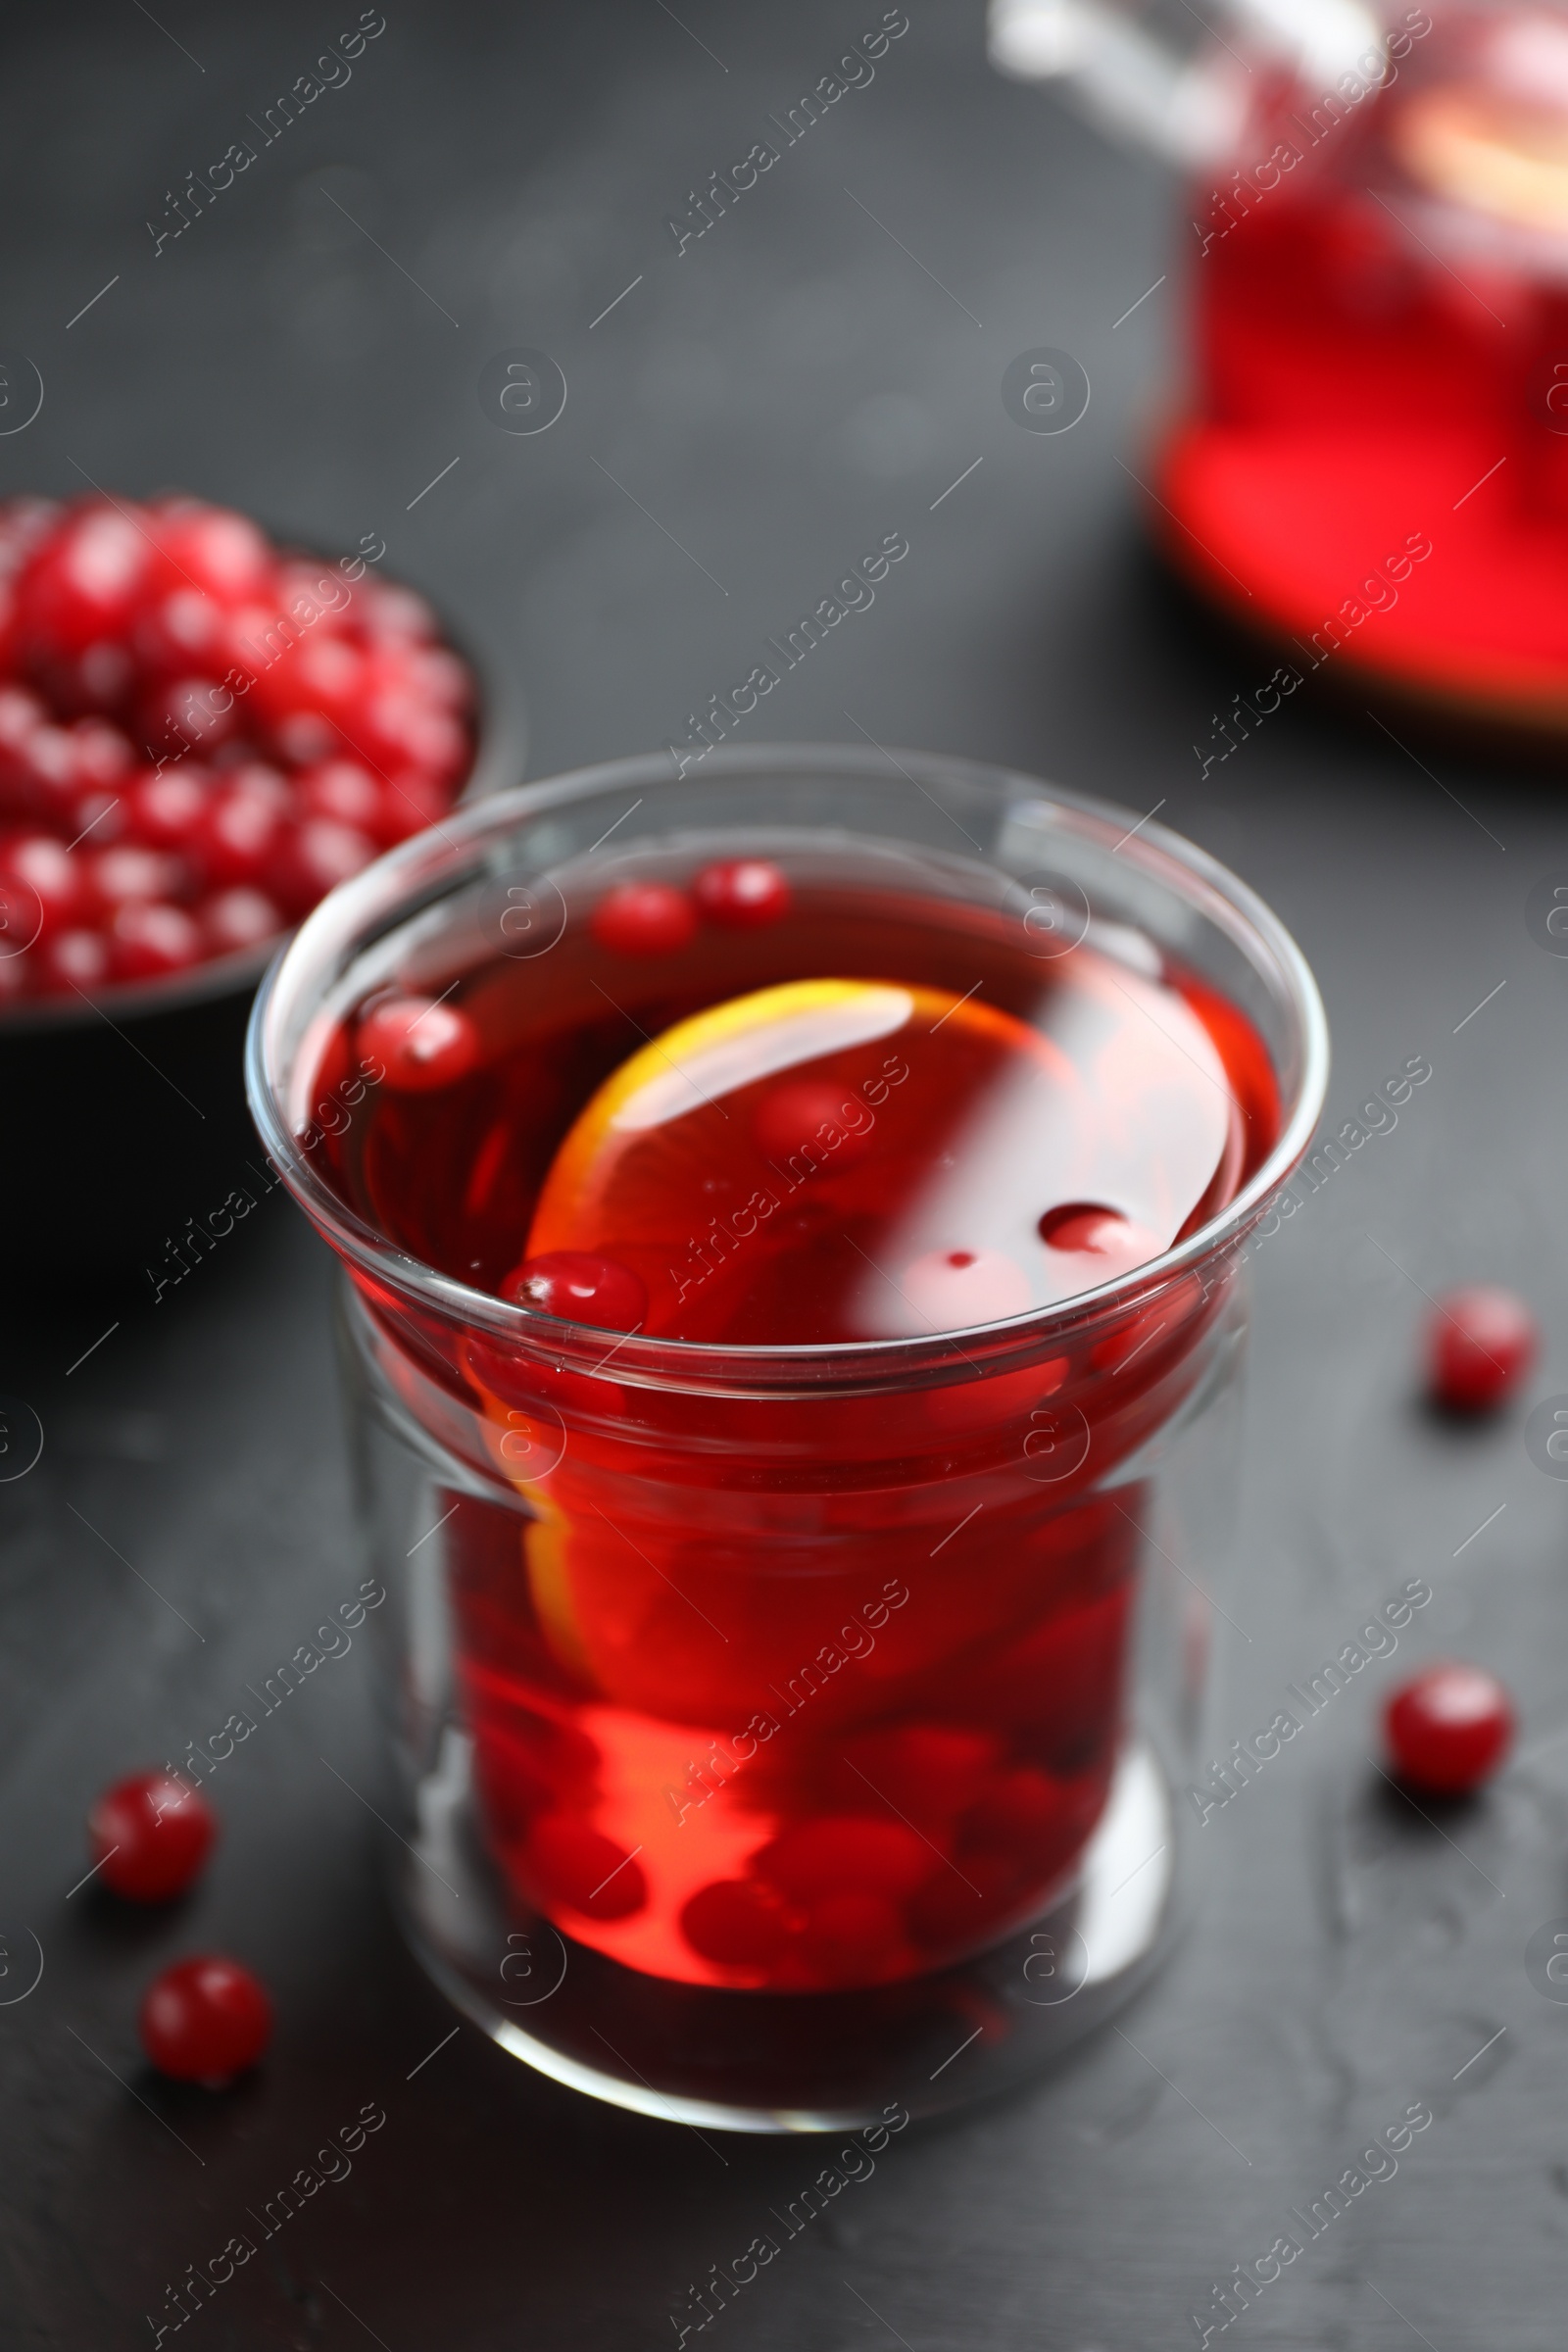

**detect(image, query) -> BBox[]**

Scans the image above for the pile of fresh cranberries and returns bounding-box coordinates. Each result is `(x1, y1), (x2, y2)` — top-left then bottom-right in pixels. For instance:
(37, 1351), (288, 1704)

(0, 493), (473, 1001)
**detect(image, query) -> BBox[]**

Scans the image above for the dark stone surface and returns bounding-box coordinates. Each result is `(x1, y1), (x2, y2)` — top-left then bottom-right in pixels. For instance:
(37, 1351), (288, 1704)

(1, 2), (1562, 2344)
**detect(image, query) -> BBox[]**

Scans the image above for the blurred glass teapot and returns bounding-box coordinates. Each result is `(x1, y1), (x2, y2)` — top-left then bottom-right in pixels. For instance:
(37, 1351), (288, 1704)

(992, 0), (1568, 741)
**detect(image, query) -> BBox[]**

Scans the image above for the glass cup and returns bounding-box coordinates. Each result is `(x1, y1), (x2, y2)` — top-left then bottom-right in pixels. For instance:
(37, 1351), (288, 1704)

(246, 744), (1327, 2132)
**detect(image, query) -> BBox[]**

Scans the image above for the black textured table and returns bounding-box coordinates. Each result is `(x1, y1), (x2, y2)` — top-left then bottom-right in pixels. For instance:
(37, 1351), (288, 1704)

(3, 4), (1563, 2345)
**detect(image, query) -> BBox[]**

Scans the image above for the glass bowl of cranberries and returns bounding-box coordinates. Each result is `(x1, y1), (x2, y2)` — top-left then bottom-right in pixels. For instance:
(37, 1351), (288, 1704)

(0, 491), (516, 1286)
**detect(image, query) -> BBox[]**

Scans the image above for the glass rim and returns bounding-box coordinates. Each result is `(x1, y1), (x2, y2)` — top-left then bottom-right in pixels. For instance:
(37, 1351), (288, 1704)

(246, 741), (1330, 1389)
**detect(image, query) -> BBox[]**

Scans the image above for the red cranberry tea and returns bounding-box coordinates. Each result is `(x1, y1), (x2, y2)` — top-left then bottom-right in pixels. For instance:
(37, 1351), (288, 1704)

(304, 839), (1278, 1993)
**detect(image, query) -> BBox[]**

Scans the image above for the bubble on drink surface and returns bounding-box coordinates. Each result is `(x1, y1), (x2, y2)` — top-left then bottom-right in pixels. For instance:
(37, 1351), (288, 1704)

(899, 1247), (1032, 1327)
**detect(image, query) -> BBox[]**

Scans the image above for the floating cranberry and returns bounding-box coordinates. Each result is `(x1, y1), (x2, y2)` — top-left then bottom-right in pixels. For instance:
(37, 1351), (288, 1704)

(357, 994), (481, 1092)
(1386, 1664), (1514, 1795)
(681, 1879), (789, 1969)
(107, 902), (204, 981)
(591, 879), (698, 957)
(1041, 1202), (1152, 1258)
(523, 1815), (647, 1920)
(754, 1817), (931, 1903)
(87, 1770), (218, 1901)
(694, 857), (792, 928)
(502, 1251), (647, 1332)
(753, 1077), (878, 1169)
(1428, 1286), (1537, 1413)
(139, 1955), (272, 2084)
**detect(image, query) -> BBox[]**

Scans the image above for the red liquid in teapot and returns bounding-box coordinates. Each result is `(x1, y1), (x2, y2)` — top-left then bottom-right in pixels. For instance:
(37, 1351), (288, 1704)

(306, 841), (1277, 1989)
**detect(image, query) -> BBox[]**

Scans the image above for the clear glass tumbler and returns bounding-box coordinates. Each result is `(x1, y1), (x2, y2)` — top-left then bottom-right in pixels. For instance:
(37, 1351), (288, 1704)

(246, 744), (1327, 2132)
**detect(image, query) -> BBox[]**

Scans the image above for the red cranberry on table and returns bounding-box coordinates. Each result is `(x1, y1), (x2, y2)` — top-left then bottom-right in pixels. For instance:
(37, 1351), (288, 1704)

(1428, 1286), (1537, 1413)
(693, 857), (792, 928)
(86, 1771), (218, 1901)
(139, 1956), (272, 2084)
(590, 879), (698, 956)
(0, 492), (475, 1003)
(1385, 1664), (1514, 1795)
